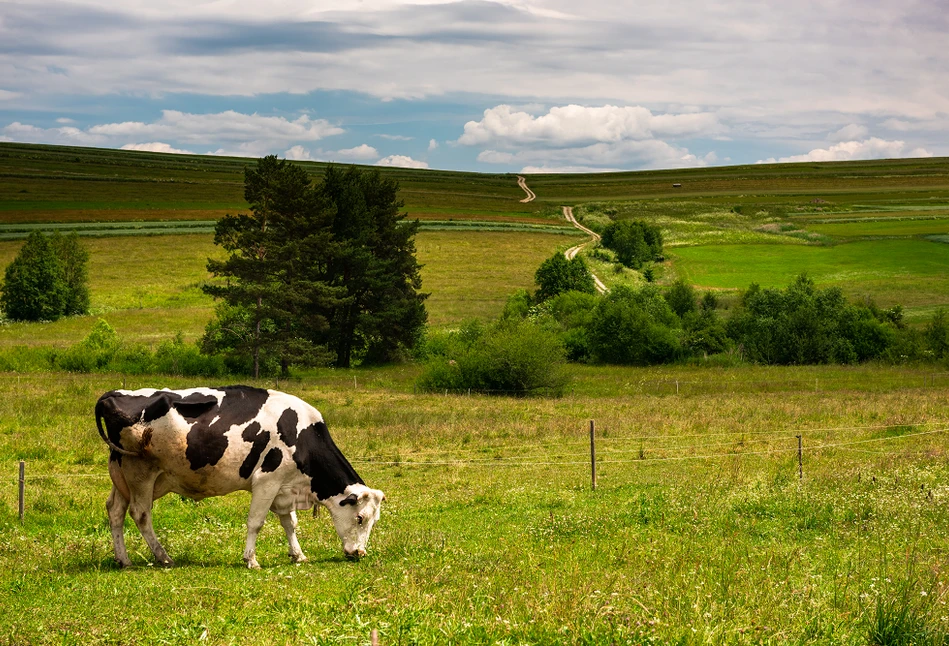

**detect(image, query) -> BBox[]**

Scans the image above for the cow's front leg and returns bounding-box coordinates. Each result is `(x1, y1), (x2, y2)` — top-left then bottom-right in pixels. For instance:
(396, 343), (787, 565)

(244, 484), (279, 569)
(106, 484), (132, 568)
(277, 511), (307, 564)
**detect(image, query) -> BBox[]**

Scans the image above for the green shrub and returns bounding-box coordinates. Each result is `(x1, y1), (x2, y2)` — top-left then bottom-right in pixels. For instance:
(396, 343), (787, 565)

(55, 319), (120, 372)
(664, 279), (697, 318)
(417, 320), (570, 396)
(534, 253), (595, 301)
(601, 220), (663, 269)
(588, 285), (682, 365)
(1, 231), (69, 321)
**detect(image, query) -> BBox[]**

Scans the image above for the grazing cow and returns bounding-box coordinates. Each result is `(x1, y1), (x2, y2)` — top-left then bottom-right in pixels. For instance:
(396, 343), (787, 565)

(95, 386), (385, 568)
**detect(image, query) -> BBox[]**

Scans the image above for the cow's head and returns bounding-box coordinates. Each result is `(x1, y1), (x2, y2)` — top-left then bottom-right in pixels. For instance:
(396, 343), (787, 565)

(324, 484), (386, 559)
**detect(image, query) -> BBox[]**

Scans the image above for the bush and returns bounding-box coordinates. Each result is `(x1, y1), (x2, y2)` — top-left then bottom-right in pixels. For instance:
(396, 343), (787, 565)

(417, 320), (570, 396)
(727, 274), (897, 365)
(56, 319), (120, 372)
(664, 280), (697, 319)
(601, 220), (663, 269)
(588, 285), (682, 365)
(534, 253), (595, 302)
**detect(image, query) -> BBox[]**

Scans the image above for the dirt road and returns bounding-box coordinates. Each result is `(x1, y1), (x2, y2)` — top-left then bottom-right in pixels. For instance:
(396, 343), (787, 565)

(516, 175), (536, 203)
(563, 206), (608, 293)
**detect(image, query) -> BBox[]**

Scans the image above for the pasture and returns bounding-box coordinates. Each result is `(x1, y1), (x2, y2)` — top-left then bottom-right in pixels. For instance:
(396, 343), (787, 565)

(2, 144), (949, 643)
(2, 368), (949, 644)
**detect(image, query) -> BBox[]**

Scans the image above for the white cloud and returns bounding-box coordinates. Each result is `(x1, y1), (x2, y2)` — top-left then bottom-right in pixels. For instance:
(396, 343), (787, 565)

(458, 104), (722, 147)
(758, 138), (934, 164)
(375, 154), (429, 169)
(520, 165), (624, 174)
(0, 90), (20, 101)
(121, 141), (194, 154)
(829, 124), (868, 142)
(335, 144), (379, 160)
(377, 134), (413, 141)
(428, 138), (438, 151)
(55, 117), (76, 124)
(2, 110), (344, 159)
(284, 145), (311, 160)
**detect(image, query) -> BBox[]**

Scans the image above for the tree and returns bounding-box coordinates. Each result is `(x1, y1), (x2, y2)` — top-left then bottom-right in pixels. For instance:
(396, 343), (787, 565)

(51, 233), (91, 316)
(1, 231), (69, 321)
(319, 165), (427, 367)
(534, 252), (596, 302)
(202, 156), (343, 377)
(664, 279), (697, 319)
(601, 220), (663, 269)
(202, 157), (427, 375)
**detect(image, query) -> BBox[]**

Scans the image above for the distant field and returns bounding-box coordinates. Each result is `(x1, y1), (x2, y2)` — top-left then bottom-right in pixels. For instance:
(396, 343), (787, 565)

(807, 217), (949, 237)
(671, 239), (949, 317)
(0, 230), (569, 346)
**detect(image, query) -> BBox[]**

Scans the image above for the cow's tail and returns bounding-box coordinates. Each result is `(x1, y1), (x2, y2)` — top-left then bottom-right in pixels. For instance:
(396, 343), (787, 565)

(95, 401), (140, 457)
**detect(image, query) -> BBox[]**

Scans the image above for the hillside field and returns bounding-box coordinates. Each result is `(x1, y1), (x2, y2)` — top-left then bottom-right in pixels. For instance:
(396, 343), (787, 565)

(2, 144), (949, 644)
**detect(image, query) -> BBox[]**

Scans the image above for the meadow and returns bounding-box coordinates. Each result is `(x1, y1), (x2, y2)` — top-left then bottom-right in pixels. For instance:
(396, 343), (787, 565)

(2, 144), (949, 644)
(2, 367), (949, 644)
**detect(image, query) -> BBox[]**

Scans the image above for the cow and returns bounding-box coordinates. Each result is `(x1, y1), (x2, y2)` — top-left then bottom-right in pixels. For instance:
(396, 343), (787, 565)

(95, 385), (385, 569)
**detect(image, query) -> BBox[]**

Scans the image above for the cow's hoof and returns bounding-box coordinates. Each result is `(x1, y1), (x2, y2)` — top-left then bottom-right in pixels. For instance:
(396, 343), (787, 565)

(246, 559), (261, 570)
(116, 559), (133, 569)
(158, 559), (175, 568)
(291, 554), (308, 565)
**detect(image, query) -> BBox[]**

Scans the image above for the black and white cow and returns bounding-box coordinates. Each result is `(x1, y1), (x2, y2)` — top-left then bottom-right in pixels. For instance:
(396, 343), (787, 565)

(95, 386), (385, 568)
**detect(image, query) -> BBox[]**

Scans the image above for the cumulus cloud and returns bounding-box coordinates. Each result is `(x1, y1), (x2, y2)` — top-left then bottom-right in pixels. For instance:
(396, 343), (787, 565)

(2, 110), (343, 158)
(121, 142), (194, 154)
(375, 155), (429, 169)
(758, 138), (933, 164)
(520, 165), (625, 174)
(428, 138), (438, 151)
(335, 144), (379, 160)
(458, 104), (722, 148)
(284, 145), (311, 160)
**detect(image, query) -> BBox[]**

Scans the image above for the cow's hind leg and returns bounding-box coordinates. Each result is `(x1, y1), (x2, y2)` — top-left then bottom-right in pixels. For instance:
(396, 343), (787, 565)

(106, 484), (132, 568)
(277, 511), (307, 564)
(126, 467), (174, 567)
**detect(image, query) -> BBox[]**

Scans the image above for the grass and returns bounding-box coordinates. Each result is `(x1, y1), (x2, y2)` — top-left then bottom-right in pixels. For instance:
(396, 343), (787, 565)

(0, 229), (569, 347)
(1, 367), (949, 644)
(670, 239), (949, 318)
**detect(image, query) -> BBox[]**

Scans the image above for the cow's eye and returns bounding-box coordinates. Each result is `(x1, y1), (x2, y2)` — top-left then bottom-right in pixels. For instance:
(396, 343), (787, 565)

(356, 514), (364, 525)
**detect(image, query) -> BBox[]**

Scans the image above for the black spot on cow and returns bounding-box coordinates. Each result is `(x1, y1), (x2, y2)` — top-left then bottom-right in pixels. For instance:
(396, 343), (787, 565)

(185, 386), (269, 471)
(293, 421), (363, 500)
(172, 393), (219, 420)
(239, 422), (270, 479)
(261, 447), (283, 473)
(276, 408), (298, 446)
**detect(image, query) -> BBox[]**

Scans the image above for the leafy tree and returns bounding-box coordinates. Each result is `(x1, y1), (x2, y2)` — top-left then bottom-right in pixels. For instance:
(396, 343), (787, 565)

(534, 252), (595, 301)
(664, 279), (697, 319)
(51, 233), (91, 316)
(588, 285), (681, 365)
(925, 309), (949, 358)
(202, 157), (427, 375)
(601, 220), (663, 269)
(1, 231), (69, 321)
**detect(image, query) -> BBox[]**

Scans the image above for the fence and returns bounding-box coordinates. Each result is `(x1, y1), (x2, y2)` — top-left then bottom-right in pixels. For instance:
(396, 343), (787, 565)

(9, 419), (948, 522)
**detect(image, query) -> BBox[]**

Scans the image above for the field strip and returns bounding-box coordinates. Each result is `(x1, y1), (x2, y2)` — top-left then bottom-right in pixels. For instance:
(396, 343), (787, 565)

(516, 175), (536, 203)
(563, 206), (608, 293)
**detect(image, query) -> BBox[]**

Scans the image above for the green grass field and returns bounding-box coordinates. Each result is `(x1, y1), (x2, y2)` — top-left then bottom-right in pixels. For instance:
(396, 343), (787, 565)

(2, 368), (949, 644)
(3, 144), (949, 643)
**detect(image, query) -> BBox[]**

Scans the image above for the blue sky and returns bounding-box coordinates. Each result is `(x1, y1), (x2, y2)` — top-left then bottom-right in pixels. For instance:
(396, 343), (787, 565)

(1, 0), (946, 172)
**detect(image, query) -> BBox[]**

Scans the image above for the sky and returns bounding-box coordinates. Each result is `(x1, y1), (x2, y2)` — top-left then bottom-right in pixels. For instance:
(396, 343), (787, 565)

(1, 0), (947, 173)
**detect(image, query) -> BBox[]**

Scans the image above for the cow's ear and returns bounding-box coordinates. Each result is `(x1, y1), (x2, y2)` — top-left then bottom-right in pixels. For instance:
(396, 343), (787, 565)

(339, 493), (359, 507)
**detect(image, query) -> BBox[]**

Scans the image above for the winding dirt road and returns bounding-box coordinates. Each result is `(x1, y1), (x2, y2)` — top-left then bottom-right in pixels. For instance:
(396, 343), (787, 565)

(517, 175), (607, 293)
(516, 175), (536, 203)
(563, 206), (608, 293)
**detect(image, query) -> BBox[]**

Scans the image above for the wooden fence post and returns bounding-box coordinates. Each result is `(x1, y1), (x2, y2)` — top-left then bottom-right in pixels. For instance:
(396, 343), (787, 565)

(590, 420), (597, 491)
(19, 461), (25, 522)
(797, 435), (803, 480)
